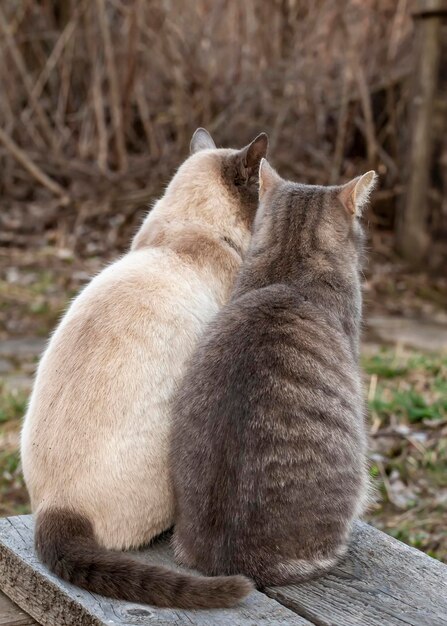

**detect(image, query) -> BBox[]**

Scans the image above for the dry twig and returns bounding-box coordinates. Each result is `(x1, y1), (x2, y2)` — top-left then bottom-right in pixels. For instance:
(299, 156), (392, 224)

(0, 127), (69, 202)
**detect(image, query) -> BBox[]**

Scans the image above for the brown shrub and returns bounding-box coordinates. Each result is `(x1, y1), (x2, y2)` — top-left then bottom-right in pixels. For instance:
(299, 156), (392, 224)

(0, 0), (418, 256)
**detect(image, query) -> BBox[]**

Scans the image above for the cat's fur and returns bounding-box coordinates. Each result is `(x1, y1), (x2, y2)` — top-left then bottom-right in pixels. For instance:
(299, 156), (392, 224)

(171, 160), (377, 586)
(21, 129), (268, 608)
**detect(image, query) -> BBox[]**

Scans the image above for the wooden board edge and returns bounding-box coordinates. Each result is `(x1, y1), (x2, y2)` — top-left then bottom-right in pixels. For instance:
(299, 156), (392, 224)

(0, 516), (316, 626)
(0, 589), (37, 626)
(261, 520), (447, 626)
(0, 540), (103, 626)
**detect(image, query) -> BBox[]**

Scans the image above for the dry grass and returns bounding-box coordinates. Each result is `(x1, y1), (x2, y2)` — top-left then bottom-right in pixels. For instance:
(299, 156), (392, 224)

(0, 0), (418, 257)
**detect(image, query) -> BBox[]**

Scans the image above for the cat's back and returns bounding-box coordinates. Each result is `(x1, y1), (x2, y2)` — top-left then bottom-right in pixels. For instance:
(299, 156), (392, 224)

(36, 246), (218, 374)
(67, 246), (217, 327)
(175, 282), (359, 414)
(173, 282), (367, 578)
(22, 246), (219, 509)
(25, 245), (219, 429)
(174, 281), (364, 505)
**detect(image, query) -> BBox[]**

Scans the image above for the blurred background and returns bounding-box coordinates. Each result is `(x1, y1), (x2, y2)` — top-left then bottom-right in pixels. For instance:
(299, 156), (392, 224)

(0, 0), (446, 561)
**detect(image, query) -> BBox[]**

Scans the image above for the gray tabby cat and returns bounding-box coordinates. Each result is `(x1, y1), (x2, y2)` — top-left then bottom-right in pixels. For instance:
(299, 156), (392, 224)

(171, 159), (377, 586)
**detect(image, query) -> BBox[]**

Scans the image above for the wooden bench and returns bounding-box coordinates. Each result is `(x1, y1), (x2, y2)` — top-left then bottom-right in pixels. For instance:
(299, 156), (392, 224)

(0, 516), (446, 626)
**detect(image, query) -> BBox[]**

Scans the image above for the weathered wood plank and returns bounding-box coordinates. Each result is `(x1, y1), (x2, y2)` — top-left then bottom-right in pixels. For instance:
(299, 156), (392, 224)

(265, 521), (447, 626)
(0, 516), (312, 626)
(0, 590), (36, 626)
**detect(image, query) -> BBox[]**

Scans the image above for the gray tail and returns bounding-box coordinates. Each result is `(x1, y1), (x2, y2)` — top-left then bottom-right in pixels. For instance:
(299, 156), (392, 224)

(35, 508), (253, 609)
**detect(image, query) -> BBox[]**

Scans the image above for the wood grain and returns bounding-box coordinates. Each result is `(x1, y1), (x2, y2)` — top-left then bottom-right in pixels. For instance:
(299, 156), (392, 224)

(0, 516), (311, 626)
(2, 516), (446, 626)
(265, 521), (447, 626)
(0, 591), (36, 626)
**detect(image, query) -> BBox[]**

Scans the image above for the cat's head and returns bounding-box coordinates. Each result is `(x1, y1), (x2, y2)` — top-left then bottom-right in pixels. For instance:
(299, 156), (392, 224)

(160, 129), (268, 247)
(253, 159), (377, 274)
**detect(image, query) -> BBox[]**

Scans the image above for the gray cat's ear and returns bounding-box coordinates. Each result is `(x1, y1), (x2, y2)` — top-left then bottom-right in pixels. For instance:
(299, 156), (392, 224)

(338, 171), (377, 216)
(259, 158), (281, 197)
(190, 128), (216, 154)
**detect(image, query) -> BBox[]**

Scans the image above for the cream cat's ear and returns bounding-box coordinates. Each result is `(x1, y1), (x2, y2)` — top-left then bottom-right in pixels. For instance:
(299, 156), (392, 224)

(239, 133), (269, 176)
(338, 171), (378, 216)
(190, 128), (216, 154)
(259, 158), (282, 198)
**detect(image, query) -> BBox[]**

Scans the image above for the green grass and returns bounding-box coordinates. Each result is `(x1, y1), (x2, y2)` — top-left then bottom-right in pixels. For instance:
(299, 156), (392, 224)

(364, 351), (411, 378)
(0, 381), (30, 515)
(0, 268), (71, 339)
(363, 348), (447, 562)
(364, 350), (447, 424)
(370, 388), (447, 423)
(364, 350), (447, 376)
(0, 383), (28, 424)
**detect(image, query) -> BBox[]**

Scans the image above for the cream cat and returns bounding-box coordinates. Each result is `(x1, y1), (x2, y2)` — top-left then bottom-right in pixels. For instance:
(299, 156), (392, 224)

(21, 128), (268, 608)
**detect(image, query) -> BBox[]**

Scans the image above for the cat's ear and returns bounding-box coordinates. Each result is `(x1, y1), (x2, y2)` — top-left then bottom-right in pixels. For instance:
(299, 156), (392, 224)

(238, 133), (269, 177)
(338, 171), (377, 216)
(190, 128), (216, 154)
(259, 158), (282, 198)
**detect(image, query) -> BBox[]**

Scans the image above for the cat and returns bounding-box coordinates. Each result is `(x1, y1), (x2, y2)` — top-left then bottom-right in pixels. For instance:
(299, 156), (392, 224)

(171, 158), (377, 587)
(21, 128), (268, 608)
